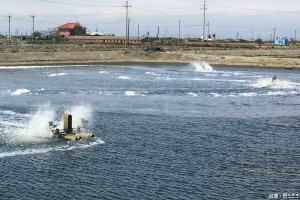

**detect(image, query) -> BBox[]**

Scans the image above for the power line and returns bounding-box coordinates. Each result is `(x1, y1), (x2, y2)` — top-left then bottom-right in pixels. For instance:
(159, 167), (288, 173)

(12, 17), (31, 22)
(131, 5), (199, 13)
(208, 4), (300, 14)
(84, 21), (125, 26)
(181, 22), (296, 31)
(37, 12), (124, 18)
(32, 0), (122, 8)
(131, 20), (179, 24)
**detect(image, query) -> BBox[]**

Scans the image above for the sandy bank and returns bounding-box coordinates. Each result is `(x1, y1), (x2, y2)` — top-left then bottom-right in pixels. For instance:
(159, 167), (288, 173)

(0, 49), (299, 69)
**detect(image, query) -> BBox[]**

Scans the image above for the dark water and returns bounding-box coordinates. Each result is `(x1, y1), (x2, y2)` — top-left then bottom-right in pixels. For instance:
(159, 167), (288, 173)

(0, 63), (299, 199)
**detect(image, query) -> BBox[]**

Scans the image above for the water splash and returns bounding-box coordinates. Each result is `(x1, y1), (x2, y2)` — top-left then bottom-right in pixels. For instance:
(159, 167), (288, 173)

(118, 76), (131, 80)
(187, 92), (198, 97)
(189, 61), (215, 72)
(19, 105), (55, 140)
(1, 104), (93, 143)
(125, 91), (140, 96)
(11, 89), (30, 96)
(251, 78), (295, 89)
(64, 105), (92, 128)
(48, 73), (66, 77)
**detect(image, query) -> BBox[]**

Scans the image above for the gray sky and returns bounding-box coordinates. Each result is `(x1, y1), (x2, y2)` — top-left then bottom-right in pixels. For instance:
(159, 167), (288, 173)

(0, 0), (299, 40)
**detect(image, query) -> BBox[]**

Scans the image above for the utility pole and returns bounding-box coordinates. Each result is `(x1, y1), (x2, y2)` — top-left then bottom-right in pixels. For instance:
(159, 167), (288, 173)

(31, 13), (35, 42)
(272, 28), (276, 48)
(128, 17), (130, 44)
(201, 1), (207, 45)
(124, 1), (131, 46)
(138, 25), (140, 45)
(8, 15), (12, 38)
(178, 20), (181, 47)
(206, 21), (209, 44)
(147, 32), (150, 48)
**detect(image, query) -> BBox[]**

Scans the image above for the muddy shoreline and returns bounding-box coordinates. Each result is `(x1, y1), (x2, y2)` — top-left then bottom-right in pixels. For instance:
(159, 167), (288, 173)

(1, 46), (299, 70)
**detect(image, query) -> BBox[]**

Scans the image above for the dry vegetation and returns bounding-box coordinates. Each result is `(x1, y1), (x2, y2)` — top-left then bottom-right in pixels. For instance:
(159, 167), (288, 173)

(1, 39), (300, 69)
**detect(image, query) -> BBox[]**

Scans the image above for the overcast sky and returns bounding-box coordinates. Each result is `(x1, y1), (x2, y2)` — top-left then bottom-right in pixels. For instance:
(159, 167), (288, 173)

(0, 0), (299, 40)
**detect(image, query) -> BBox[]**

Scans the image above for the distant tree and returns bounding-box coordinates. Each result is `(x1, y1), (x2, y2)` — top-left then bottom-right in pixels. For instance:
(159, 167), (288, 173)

(212, 33), (216, 40)
(33, 31), (41, 38)
(74, 22), (86, 36)
(254, 38), (263, 44)
(42, 28), (67, 42)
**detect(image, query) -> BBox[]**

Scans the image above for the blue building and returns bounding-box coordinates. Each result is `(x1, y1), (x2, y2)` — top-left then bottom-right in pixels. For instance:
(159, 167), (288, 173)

(274, 38), (288, 46)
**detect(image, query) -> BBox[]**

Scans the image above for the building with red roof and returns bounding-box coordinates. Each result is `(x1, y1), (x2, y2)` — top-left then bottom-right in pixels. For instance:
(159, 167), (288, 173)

(57, 23), (87, 37)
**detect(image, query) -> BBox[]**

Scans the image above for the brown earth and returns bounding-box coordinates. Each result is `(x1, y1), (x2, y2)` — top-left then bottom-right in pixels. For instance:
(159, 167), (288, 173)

(1, 41), (300, 69)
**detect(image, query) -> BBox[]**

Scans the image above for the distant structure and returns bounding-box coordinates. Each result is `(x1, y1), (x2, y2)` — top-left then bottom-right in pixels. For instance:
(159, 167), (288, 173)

(274, 38), (288, 46)
(86, 31), (105, 36)
(57, 23), (87, 37)
(67, 36), (145, 44)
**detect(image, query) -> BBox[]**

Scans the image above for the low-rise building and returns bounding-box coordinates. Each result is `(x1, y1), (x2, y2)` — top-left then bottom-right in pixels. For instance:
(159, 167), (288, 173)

(274, 38), (288, 46)
(57, 23), (87, 37)
(67, 36), (145, 44)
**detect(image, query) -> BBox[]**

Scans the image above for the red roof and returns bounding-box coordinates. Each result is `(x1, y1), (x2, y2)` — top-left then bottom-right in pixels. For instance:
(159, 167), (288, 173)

(57, 23), (87, 30)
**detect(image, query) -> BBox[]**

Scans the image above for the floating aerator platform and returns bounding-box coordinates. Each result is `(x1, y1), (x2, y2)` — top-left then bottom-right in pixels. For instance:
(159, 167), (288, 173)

(49, 114), (95, 140)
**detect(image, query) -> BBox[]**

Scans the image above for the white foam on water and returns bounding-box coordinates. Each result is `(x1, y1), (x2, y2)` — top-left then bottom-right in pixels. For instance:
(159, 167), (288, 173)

(251, 78), (296, 89)
(210, 92), (222, 97)
(11, 89), (30, 96)
(205, 73), (217, 77)
(239, 92), (258, 97)
(210, 92), (258, 98)
(193, 78), (206, 81)
(0, 110), (16, 115)
(48, 73), (66, 77)
(125, 91), (138, 96)
(234, 80), (248, 83)
(157, 76), (176, 81)
(264, 91), (298, 96)
(0, 138), (105, 158)
(189, 61), (215, 72)
(0, 120), (27, 128)
(118, 76), (131, 80)
(187, 92), (198, 97)
(99, 91), (113, 96)
(125, 91), (144, 96)
(0, 148), (51, 158)
(98, 71), (108, 74)
(0, 110), (30, 118)
(145, 72), (158, 76)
